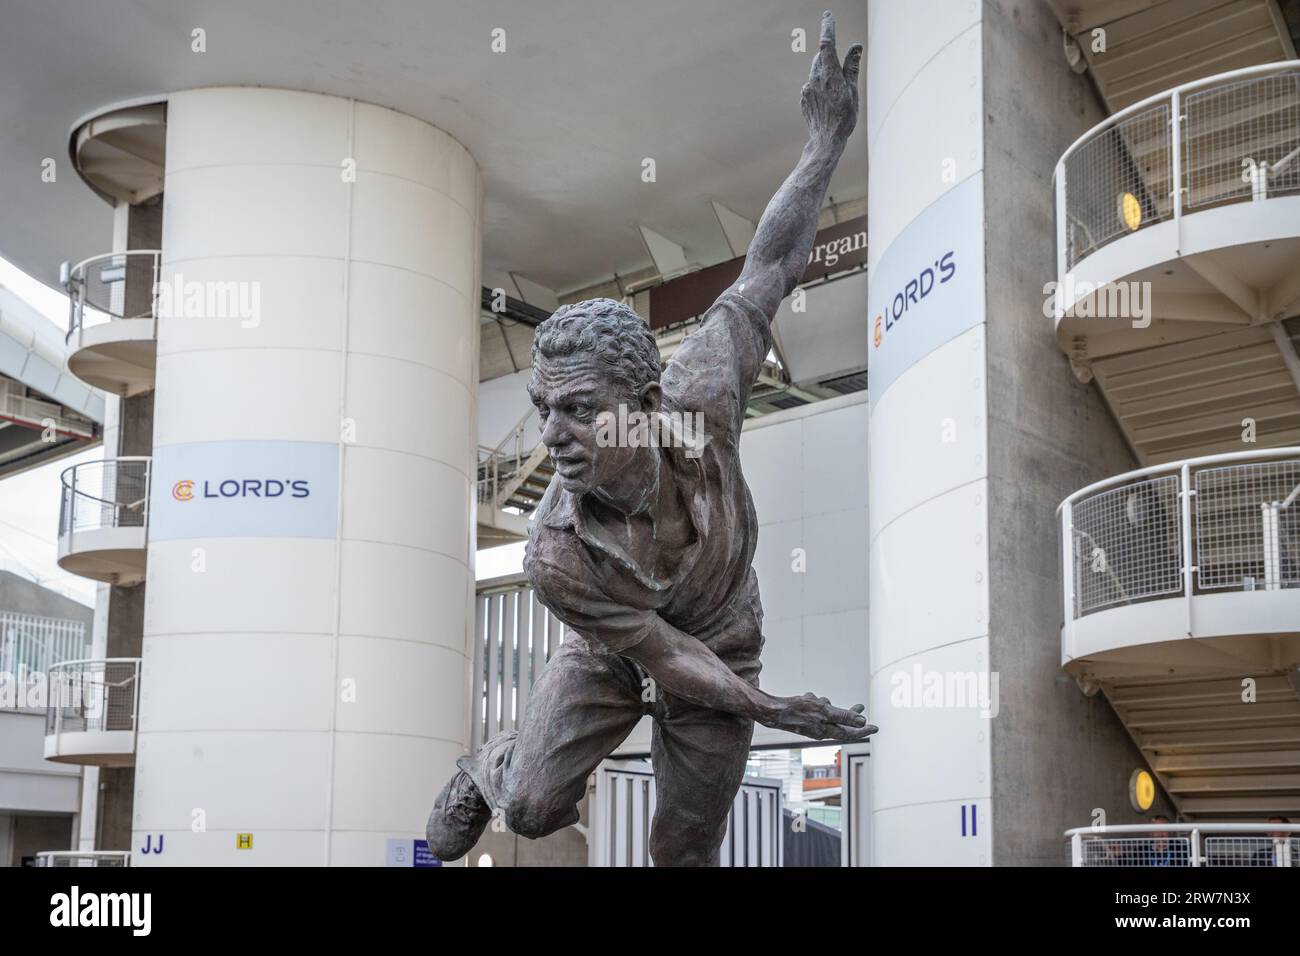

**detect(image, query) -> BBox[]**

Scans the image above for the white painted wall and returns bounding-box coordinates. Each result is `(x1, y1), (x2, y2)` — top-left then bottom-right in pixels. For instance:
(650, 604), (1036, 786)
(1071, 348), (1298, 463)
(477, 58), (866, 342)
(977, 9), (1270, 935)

(0, 712), (81, 814)
(477, 368), (539, 451)
(743, 395), (870, 721)
(866, 0), (992, 865)
(134, 88), (480, 865)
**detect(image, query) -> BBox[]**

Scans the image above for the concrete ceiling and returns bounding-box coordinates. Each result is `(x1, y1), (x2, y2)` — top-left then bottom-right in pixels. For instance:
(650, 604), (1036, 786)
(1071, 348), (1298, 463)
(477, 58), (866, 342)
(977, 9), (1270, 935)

(0, 0), (868, 301)
(1047, 0), (1299, 111)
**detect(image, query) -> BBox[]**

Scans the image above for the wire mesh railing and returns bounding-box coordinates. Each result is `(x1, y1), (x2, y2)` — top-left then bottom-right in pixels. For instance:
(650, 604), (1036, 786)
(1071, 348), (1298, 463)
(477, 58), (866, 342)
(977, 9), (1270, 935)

(1185, 72), (1300, 208)
(1062, 450), (1300, 620)
(44, 658), (141, 738)
(1062, 102), (1172, 267)
(1068, 824), (1300, 867)
(1069, 475), (1183, 616)
(1057, 62), (1300, 270)
(1203, 835), (1300, 867)
(58, 457), (151, 538)
(1195, 458), (1300, 590)
(1075, 835), (1193, 867)
(63, 250), (161, 346)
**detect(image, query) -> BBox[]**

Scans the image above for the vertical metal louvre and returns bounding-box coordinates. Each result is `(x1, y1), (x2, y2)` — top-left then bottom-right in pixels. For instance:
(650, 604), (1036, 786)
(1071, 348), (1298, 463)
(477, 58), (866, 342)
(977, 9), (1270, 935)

(0, 611), (91, 693)
(471, 582), (566, 750)
(594, 763), (783, 867)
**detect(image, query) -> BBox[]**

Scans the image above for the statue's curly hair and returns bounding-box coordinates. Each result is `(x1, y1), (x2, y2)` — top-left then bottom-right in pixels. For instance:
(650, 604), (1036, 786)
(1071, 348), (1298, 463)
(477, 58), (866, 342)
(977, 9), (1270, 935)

(531, 298), (662, 396)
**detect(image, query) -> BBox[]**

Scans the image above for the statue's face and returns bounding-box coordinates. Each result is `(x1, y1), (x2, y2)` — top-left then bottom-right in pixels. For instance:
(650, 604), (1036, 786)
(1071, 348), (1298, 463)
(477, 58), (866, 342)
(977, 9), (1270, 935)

(528, 352), (640, 495)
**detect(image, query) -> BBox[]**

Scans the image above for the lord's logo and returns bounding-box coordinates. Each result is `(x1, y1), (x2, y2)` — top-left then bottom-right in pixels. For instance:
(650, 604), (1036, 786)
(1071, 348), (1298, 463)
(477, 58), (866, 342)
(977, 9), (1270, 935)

(171, 478), (311, 500)
(877, 250), (957, 336)
(873, 314), (883, 348)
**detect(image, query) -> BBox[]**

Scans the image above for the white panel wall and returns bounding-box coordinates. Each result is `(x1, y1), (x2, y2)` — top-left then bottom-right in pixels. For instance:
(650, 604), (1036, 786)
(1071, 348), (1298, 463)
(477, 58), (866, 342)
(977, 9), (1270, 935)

(866, 0), (981, 146)
(477, 368), (540, 451)
(868, 19), (977, 269)
(867, 0), (991, 865)
(135, 88), (480, 866)
(746, 395), (870, 718)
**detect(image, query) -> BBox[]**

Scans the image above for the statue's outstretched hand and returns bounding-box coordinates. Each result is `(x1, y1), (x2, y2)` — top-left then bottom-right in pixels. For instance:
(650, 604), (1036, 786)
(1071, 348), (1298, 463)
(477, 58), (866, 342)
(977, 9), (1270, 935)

(767, 693), (877, 742)
(801, 11), (861, 144)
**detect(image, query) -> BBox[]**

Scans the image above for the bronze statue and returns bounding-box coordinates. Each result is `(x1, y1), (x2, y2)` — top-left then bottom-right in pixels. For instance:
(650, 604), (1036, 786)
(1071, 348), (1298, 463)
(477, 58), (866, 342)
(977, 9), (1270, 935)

(429, 11), (874, 866)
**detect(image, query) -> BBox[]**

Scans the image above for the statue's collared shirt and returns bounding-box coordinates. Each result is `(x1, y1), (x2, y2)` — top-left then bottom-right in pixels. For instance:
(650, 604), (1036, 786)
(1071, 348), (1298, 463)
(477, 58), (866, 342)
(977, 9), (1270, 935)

(524, 290), (771, 679)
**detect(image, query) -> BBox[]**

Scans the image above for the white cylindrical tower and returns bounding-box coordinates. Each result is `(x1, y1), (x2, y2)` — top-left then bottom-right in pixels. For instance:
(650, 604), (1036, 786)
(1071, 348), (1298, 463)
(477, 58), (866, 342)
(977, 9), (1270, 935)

(133, 87), (480, 865)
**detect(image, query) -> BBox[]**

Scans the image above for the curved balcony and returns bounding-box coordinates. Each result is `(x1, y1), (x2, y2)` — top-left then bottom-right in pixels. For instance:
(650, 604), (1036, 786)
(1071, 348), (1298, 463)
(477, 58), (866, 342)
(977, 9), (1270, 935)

(1060, 450), (1300, 819)
(1066, 823), (1300, 867)
(1051, 63), (1300, 463)
(1061, 448), (1300, 678)
(43, 658), (141, 767)
(63, 250), (160, 396)
(57, 457), (150, 585)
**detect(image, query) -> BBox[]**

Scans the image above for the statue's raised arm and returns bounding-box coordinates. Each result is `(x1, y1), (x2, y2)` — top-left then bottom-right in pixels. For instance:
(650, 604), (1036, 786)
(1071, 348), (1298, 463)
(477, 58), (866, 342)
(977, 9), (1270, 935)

(728, 10), (861, 319)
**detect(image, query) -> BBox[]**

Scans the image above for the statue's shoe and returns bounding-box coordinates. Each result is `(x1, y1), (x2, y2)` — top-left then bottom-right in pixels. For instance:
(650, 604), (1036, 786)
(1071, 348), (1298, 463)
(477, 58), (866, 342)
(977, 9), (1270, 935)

(426, 763), (492, 862)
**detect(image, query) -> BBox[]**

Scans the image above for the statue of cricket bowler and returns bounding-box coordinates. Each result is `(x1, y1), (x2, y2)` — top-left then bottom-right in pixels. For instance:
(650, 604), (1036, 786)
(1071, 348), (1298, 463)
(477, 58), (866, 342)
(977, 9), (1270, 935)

(428, 12), (875, 866)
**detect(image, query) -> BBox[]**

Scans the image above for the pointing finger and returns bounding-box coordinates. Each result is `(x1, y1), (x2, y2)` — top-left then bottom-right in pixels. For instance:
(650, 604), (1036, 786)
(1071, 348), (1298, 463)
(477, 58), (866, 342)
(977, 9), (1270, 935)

(819, 10), (836, 51)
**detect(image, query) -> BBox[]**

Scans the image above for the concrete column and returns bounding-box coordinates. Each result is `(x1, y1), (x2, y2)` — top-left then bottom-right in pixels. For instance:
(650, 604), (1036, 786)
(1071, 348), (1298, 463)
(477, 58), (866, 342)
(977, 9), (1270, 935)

(981, 0), (1162, 864)
(866, 0), (1161, 865)
(133, 88), (480, 865)
(866, 0), (992, 867)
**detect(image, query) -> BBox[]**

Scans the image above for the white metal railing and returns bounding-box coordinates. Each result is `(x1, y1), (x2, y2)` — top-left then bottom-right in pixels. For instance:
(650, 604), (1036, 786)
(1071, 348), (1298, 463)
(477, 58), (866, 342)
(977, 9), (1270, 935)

(0, 612), (90, 711)
(1067, 823), (1300, 867)
(477, 406), (541, 510)
(0, 386), (95, 441)
(44, 658), (142, 743)
(1060, 449), (1300, 620)
(62, 250), (161, 347)
(58, 457), (152, 540)
(593, 763), (784, 867)
(471, 579), (567, 750)
(34, 850), (131, 867)
(1055, 62), (1300, 271)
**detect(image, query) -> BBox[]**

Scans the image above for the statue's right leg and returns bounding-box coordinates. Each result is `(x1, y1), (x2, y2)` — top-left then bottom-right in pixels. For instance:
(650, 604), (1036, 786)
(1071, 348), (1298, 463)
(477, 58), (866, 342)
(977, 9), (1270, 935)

(442, 635), (645, 845)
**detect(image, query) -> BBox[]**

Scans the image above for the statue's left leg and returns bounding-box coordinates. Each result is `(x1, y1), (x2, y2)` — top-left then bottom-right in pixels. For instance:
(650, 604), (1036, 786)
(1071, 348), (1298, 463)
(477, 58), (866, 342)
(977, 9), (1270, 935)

(646, 698), (755, 866)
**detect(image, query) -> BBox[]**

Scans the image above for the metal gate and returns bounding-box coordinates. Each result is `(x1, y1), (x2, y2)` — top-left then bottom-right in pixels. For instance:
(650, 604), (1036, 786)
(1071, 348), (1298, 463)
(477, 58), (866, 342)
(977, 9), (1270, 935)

(472, 578), (566, 750)
(591, 760), (784, 866)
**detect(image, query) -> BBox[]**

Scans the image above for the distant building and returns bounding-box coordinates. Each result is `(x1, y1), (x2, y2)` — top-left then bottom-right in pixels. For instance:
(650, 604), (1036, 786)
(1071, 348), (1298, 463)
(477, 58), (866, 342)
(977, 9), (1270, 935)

(0, 571), (92, 866)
